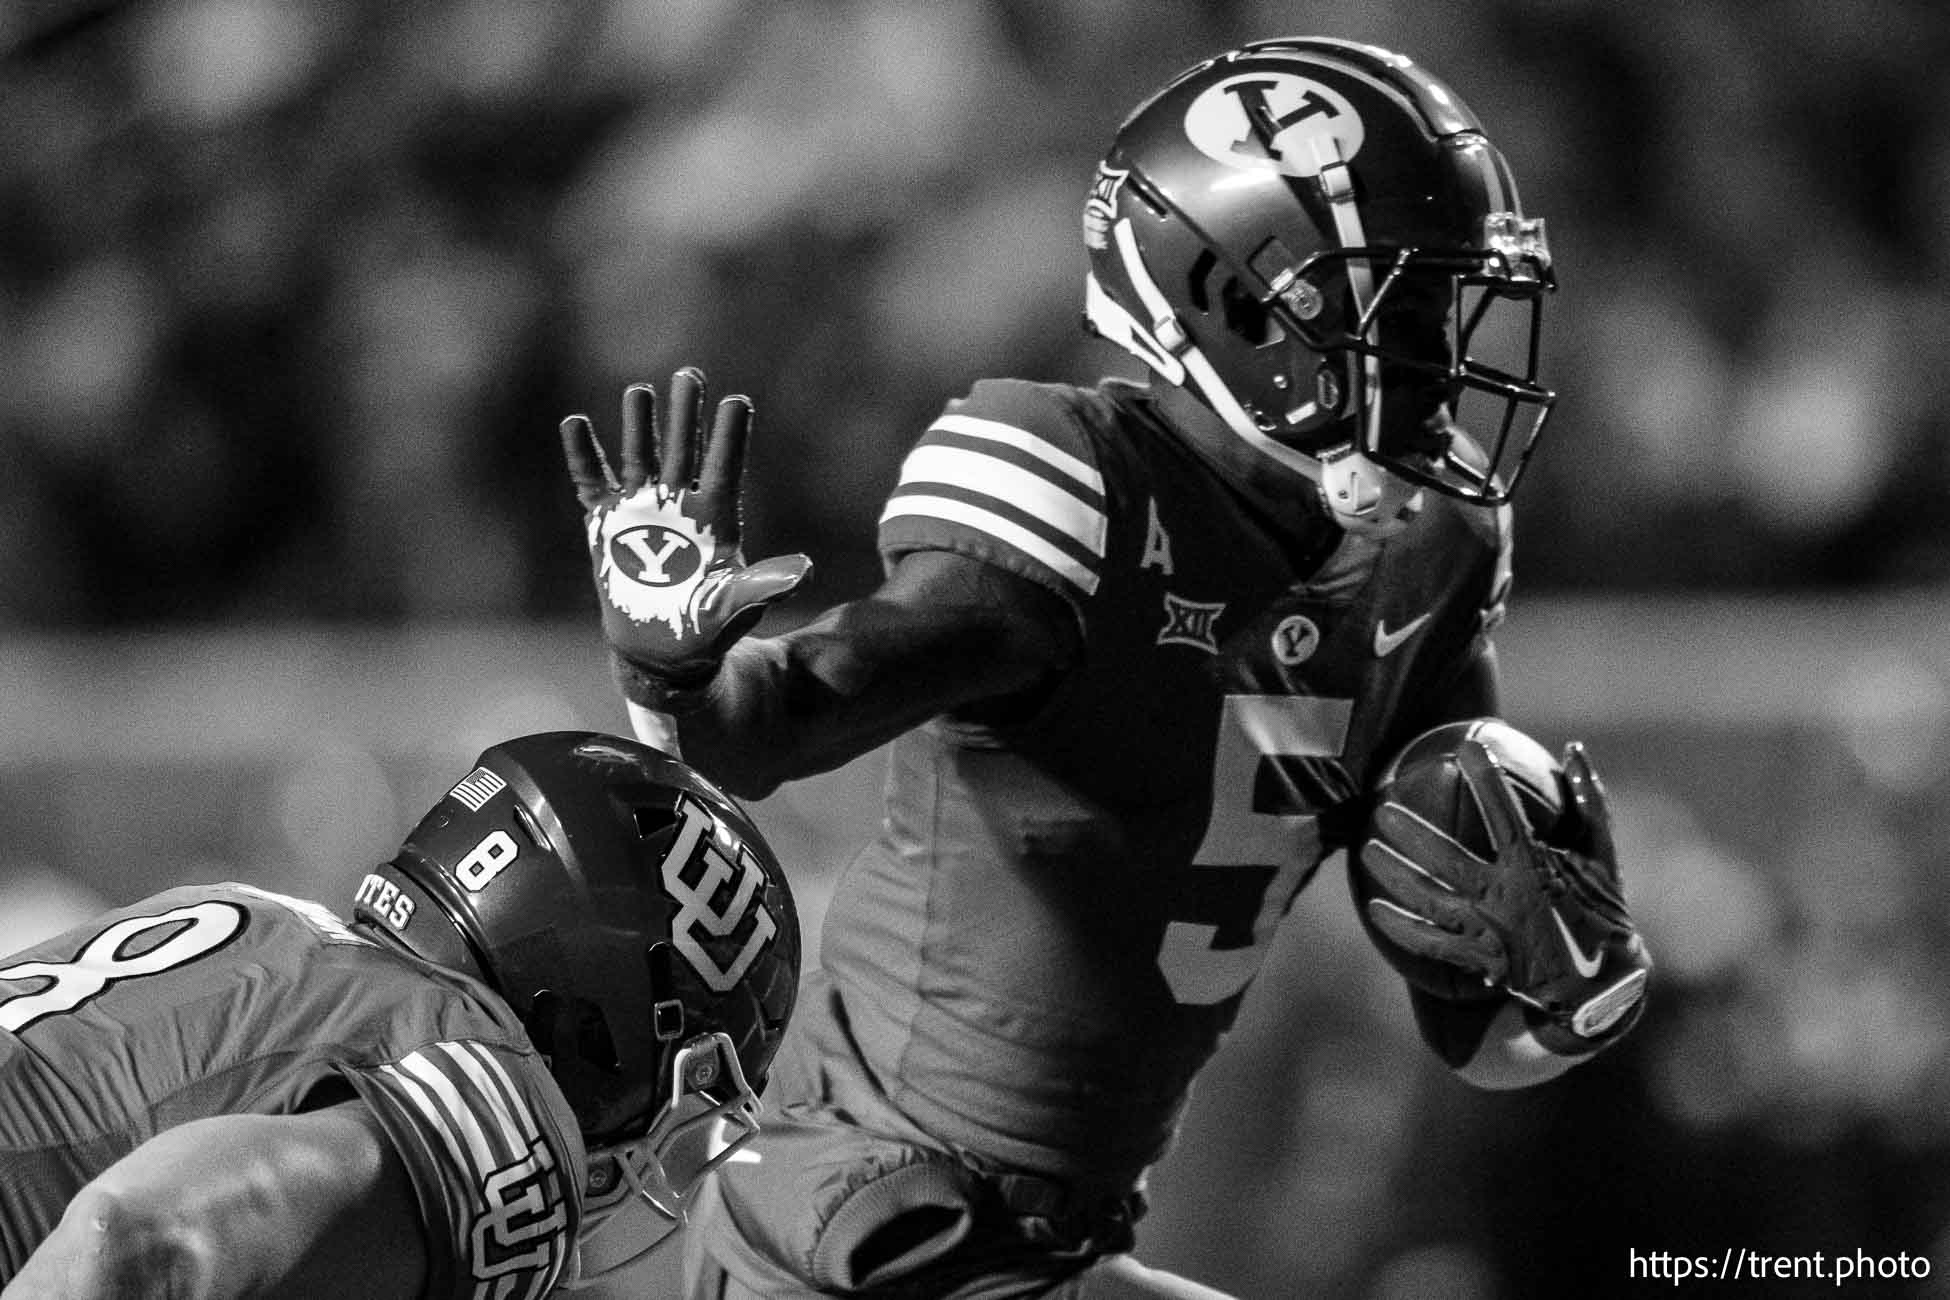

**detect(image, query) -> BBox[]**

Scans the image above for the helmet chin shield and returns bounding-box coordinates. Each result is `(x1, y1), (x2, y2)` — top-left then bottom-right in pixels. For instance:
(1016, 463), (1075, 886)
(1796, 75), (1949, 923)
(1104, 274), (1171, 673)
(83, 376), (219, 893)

(558, 1031), (762, 1290)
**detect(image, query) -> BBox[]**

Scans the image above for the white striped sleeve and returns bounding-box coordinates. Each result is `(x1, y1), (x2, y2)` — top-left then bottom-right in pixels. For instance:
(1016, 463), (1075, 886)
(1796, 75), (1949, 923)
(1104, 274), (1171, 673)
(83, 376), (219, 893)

(879, 407), (1108, 600)
(363, 1041), (574, 1300)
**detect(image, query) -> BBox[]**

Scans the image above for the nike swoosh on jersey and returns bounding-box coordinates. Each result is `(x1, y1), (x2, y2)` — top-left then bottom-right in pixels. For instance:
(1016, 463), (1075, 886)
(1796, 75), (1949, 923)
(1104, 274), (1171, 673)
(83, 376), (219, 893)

(1550, 906), (1605, 978)
(1372, 613), (1432, 657)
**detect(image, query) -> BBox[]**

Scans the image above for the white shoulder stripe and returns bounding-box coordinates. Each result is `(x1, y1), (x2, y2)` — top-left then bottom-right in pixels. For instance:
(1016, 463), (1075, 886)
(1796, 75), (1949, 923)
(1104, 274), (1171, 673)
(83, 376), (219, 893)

(897, 445), (1105, 557)
(394, 1049), (501, 1177)
(378, 1058), (475, 1178)
(881, 495), (1099, 595)
(469, 1045), (546, 1143)
(929, 413), (1103, 492)
(437, 1042), (540, 1149)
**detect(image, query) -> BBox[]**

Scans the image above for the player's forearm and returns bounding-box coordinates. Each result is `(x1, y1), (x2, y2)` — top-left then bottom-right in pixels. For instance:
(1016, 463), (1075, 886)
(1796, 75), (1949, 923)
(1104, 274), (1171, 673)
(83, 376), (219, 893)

(664, 620), (991, 799)
(5, 1106), (426, 1300)
(635, 556), (1077, 800)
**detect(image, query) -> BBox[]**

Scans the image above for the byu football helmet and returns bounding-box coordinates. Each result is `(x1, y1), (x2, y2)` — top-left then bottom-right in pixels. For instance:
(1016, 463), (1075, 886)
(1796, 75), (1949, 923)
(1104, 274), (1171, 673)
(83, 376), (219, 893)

(350, 731), (800, 1286)
(1083, 37), (1556, 535)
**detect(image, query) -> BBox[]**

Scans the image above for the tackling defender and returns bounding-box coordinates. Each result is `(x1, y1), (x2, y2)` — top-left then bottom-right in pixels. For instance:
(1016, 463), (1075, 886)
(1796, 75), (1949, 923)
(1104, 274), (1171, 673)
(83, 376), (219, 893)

(0, 732), (800, 1299)
(561, 38), (1652, 1298)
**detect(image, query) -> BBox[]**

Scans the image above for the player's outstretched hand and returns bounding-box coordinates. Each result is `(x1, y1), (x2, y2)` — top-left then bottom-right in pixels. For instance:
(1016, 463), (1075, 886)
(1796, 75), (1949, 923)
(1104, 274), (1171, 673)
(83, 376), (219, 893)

(561, 368), (811, 694)
(1361, 739), (1651, 1055)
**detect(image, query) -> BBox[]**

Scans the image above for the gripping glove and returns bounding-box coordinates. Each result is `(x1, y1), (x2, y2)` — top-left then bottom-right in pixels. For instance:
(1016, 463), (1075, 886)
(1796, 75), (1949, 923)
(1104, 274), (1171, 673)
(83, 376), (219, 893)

(560, 367), (811, 706)
(1358, 738), (1651, 1056)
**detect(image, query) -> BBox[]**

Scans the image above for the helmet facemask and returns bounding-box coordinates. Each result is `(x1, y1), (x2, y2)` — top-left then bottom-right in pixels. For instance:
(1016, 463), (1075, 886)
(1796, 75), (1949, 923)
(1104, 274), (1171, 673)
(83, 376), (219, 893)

(558, 1031), (762, 1289)
(1258, 217), (1557, 507)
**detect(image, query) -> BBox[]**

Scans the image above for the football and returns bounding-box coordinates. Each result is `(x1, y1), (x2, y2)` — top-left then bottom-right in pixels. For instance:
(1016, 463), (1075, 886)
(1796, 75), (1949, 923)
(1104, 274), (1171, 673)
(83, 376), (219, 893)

(1353, 717), (1567, 1000)
(1376, 717), (1567, 857)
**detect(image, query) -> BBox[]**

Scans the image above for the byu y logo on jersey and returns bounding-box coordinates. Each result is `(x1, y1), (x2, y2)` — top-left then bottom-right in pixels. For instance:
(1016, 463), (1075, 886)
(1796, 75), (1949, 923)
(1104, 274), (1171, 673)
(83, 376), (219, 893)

(1271, 614), (1321, 666)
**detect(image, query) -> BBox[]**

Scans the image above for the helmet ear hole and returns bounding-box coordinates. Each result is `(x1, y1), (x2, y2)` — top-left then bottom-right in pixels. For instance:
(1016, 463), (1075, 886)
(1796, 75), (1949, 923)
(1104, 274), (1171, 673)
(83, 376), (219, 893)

(646, 942), (687, 1041)
(527, 989), (623, 1075)
(1186, 249), (1218, 312)
(1220, 277), (1283, 348)
(632, 805), (677, 839)
(1187, 250), (1283, 349)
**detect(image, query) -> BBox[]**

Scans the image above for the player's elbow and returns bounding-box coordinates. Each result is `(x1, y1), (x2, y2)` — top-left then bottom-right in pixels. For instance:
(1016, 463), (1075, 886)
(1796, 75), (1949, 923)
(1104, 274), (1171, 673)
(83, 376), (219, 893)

(52, 1180), (221, 1297)
(681, 732), (789, 801)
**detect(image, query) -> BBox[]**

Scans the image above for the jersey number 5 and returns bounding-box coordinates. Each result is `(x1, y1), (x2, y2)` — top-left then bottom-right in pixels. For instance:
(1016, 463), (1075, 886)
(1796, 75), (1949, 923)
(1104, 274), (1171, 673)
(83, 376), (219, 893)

(1157, 694), (1352, 1006)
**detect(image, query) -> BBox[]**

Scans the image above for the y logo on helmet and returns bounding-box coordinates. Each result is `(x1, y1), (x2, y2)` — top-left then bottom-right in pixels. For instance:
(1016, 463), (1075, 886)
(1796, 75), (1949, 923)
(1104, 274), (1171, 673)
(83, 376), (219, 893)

(660, 796), (778, 994)
(1184, 73), (1364, 178)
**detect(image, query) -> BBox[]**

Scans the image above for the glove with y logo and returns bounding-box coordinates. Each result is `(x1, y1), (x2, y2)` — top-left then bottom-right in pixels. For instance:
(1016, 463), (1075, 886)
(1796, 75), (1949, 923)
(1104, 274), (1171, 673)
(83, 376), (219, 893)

(560, 367), (811, 703)
(1356, 726), (1652, 1056)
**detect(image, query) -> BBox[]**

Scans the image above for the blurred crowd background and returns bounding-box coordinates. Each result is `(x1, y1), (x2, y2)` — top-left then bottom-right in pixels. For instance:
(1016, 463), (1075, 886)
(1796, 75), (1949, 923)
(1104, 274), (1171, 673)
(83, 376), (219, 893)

(3, 0), (1950, 1295)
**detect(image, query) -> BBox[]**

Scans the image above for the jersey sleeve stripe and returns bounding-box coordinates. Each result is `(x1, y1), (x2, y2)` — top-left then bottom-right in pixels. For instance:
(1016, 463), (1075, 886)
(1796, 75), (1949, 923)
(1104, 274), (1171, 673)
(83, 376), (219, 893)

(883, 493), (1100, 596)
(378, 1046), (570, 1300)
(930, 412), (1103, 492)
(437, 1042), (542, 1146)
(452, 1043), (545, 1143)
(896, 443), (1106, 555)
(394, 1050), (508, 1176)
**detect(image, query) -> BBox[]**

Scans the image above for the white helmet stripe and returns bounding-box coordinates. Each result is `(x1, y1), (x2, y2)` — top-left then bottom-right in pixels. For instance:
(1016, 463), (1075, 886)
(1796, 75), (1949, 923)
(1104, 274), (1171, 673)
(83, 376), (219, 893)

(1178, 337), (1324, 483)
(1083, 271), (1184, 385)
(1112, 214), (1179, 341)
(1309, 134), (1387, 459)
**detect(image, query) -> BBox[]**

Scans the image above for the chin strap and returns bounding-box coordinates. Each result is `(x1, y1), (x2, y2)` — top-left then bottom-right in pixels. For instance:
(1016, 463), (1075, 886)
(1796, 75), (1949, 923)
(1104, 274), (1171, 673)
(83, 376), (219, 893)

(1305, 133), (1423, 536)
(1317, 444), (1424, 537)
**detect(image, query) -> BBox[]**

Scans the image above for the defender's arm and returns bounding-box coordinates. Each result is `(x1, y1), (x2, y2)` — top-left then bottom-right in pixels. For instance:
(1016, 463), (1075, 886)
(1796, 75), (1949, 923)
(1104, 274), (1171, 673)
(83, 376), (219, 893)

(3, 1102), (427, 1300)
(635, 548), (1079, 798)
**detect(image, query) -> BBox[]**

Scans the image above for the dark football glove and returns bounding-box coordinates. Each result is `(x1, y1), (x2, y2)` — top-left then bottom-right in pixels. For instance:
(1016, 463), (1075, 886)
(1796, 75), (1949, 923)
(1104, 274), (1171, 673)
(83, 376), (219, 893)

(1358, 739), (1651, 1055)
(561, 368), (811, 702)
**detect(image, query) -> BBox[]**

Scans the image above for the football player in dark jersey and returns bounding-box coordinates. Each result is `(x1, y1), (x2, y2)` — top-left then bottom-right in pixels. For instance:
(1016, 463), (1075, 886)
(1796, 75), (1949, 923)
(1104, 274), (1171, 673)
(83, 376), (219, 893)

(0, 732), (800, 1300)
(559, 37), (1651, 1299)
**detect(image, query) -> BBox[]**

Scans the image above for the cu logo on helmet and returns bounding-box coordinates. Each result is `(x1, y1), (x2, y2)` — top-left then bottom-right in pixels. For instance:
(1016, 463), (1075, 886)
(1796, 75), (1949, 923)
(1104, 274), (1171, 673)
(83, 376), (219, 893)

(1183, 73), (1365, 178)
(609, 524), (702, 589)
(659, 796), (778, 994)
